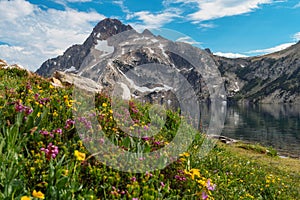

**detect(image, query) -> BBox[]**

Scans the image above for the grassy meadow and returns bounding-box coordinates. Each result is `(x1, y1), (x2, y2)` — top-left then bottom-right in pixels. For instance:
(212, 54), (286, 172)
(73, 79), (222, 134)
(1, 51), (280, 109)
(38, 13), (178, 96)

(0, 67), (299, 200)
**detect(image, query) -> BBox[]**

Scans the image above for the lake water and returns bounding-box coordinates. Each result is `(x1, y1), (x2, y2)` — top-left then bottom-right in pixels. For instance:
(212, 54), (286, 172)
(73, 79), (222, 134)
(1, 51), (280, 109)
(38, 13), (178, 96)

(200, 103), (300, 158)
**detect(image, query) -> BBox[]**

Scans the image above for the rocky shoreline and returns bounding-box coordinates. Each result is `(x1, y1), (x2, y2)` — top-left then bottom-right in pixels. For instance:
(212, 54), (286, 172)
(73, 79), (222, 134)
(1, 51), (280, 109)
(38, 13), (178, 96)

(208, 134), (300, 159)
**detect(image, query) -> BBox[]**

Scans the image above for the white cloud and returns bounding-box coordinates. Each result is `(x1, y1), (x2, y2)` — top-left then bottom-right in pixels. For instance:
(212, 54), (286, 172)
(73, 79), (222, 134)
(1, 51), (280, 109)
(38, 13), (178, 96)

(214, 52), (248, 58)
(0, 0), (34, 21)
(0, 0), (105, 71)
(66, 0), (92, 2)
(128, 9), (181, 30)
(293, 32), (300, 41)
(113, 0), (131, 15)
(0, 45), (40, 70)
(247, 43), (295, 54)
(293, 2), (300, 8)
(164, 0), (272, 22)
(176, 36), (201, 45)
(199, 23), (216, 29)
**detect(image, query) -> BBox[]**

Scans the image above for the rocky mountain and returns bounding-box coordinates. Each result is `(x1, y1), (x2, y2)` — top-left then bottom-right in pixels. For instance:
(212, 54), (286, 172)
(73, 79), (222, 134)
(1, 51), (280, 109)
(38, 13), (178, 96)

(36, 18), (300, 104)
(36, 19), (133, 77)
(213, 42), (300, 103)
(37, 18), (224, 112)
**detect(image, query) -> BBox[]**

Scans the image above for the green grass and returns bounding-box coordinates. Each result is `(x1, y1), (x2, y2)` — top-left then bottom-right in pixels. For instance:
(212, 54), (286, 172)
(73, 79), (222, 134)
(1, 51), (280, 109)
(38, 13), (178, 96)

(0, 67), (299, 200)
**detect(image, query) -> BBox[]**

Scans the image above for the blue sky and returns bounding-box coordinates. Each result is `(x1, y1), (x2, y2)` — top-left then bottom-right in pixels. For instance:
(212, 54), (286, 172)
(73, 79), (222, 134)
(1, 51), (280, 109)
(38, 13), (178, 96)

(0, 0), (300, 71)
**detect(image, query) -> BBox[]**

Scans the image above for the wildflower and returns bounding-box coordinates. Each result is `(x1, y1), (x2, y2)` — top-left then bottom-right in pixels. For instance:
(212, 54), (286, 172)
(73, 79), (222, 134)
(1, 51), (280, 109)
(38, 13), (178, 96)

(145, 171), (153, 177)
(38, 97), (50, 106)
(102, 102), (107, 107)
(65, 119), (75, 129)
(206, 179), (216, 191)
(34, 93), (40, 100)
(143, 125), (149, 130)
(201, 191), (208, 200)
(39, 130), (54, 138)
(25, 108), (33, 115)
(14, 101), (33, 115)
(21, 196), (31, 200)
(52, 128), (62, 135)
(77, 116), (92, 129)
(53, 111), (58, 117)
(32, 190), (45, 199)
(26, 82), (32, 90)
(185, 168), (200, 180)
(179, 152), (190, 157)
(175, 175), (186, 181)
(142, 136), (150, 141)
(74, 150), (86, 161)
(41, 143), (59, 160)
(130, 177), (137, 182)
(160, 182), (165, 187)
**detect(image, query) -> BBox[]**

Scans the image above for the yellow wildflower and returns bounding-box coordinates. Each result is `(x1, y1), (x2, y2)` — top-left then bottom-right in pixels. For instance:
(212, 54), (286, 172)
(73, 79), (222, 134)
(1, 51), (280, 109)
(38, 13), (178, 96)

(102, 102), (107, 107)
(74, 150), (86, 161)
(53, 111), (58, 117)
(21, 196), (31, 200)
(32, 190), (45, 199)
(179, 152), (190, 157)
(190, 168), (200, 180)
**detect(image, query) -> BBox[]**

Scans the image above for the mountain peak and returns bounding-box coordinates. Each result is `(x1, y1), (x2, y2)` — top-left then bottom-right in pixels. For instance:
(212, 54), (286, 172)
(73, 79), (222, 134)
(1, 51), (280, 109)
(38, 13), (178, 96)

(91, 18), (133, 40)
(142, 29), (154, 36)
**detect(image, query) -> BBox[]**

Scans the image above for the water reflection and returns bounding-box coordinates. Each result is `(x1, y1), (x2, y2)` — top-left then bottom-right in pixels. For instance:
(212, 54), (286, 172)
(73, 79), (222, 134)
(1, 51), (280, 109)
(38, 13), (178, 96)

(200, 103), (300, 158)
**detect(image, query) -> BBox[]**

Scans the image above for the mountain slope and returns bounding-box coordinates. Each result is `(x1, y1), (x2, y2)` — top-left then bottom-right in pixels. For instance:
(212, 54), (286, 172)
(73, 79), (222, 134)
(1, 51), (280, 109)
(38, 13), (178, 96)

(214, 42), (300, 103)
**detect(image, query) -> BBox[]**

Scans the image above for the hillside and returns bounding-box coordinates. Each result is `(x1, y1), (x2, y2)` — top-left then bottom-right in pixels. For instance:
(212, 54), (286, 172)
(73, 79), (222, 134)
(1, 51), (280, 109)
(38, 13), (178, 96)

(214, 42), (300, 103)
(0, 65), (300, 199)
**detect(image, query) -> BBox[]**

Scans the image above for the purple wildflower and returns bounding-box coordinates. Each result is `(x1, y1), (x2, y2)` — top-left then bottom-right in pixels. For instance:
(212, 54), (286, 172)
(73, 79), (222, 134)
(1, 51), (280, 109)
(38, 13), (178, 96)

(145, 171), (153, 177)
(142, 136), (150, 141)
(201, 192), (208, 200)
(77, 117), (92, 129)
(65, 119), (75, 129)
(54, 128), (62, 134)
(207, 179), (216, 191)
(41, 143), (59, 160)
(14, 101), (33, 115)
(39, 130), (54, 138)
(130, 177), (137, 182)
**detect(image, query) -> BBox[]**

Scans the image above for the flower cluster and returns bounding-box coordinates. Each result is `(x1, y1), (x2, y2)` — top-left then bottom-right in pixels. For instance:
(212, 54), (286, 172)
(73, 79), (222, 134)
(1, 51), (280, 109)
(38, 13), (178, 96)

(65, 118), (75, 129)
(40, 143), (59, 160)
(14, 100), (33, 115)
